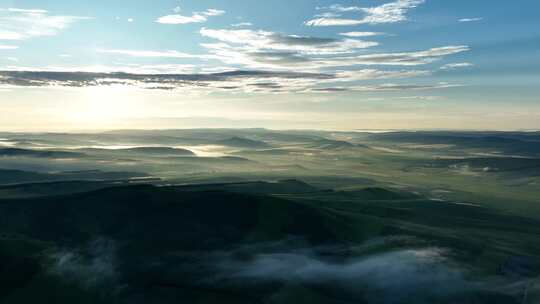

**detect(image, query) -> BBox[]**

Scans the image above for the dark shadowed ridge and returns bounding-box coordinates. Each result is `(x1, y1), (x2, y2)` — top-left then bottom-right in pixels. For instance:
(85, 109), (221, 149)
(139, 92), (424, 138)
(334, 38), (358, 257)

(0, 168), (150, 185)
(0, 148), (85, 158)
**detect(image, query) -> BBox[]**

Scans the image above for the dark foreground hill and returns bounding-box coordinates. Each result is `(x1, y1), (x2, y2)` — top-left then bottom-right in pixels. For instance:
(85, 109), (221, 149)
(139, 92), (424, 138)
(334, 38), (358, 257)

(0, 183), (538, 304)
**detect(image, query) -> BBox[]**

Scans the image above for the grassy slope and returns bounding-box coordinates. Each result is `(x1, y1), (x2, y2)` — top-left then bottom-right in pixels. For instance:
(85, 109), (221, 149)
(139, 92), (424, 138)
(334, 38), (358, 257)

(0, 183), (538, 303)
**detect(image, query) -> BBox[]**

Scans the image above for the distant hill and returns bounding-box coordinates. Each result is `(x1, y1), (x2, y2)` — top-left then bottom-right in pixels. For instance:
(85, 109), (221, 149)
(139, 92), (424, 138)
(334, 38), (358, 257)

(234, 148), (292, 155)
(0, 169), (52, 184)
(307, 138), (358, 149)
(215, 136), (270, 148)
(114, 147), (194, 156)
(81, 147), (195, 156)
(369, 132), (540, 156)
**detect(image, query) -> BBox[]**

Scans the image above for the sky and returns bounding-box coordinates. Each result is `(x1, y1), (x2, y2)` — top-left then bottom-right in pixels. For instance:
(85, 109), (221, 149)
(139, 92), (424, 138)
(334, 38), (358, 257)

(0, 0), (539, 131)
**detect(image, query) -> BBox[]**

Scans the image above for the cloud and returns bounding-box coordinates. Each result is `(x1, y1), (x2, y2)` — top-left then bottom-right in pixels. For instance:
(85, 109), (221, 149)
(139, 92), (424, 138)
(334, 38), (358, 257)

(398, 95), (441, 101)
(313, 12), (342, 18)
(0, 30), (23, 40)
(305, 17), (364, 27)
(5, 41), (466, 93)
(200, 28), (378, 55)
(340, 31), (386, 37)
(2, 15), (469, 95)
(440, 62), (474, 70)
(0, 69), (332, 93)
(156, 14), (206, 24)
(3, 8), (48, 14)
(156, 9), (225, 24)
(231, 22), (253, 27)
(0, 45), (18, 50)
(316, 4), (364, 12)
(199, 28), (385, 69)
(332, 69), (430, 82)
(459, 17), (483, 22)
(306, 0), (425, 26)
(0, 68), (441, 94)
(193, 240), (510, 304)
(308, 46), (470, 68)
(0, 63), (198, 74)
(313, 82), (460, 93)
(0, 8), (92, 40)
(97, 49), (215, 60)
(216, 248), (466, 294)
(205, 9), (226, 17)
(48, 238), (117, 290)
(98, 44), (465, 72)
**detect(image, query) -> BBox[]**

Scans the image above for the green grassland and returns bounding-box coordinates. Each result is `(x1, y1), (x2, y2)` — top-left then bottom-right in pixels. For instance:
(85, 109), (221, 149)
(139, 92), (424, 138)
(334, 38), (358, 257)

(0, 129), (539, 303)
(1, 182), (539, 303)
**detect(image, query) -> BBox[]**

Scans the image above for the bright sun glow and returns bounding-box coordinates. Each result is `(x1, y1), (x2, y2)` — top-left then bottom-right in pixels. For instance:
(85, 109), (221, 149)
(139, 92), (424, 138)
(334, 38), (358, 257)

(66, 86), (145, 128)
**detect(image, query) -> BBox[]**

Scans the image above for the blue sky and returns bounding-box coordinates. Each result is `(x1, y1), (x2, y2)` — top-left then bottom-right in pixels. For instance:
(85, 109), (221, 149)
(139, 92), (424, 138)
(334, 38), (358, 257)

(0, 0), (539, 131)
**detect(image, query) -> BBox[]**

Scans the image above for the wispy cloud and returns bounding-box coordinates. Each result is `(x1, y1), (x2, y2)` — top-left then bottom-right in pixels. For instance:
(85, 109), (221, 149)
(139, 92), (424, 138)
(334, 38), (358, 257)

(306, 0), (425, 26)
(197, 25), (467, 70)
(313, 82), (459, 93)
(0, 45), (18, 50)
(199, 28), (385, 69)
(0, 30), (23, 40)
(0, 70), (331, 93)
(0, 8), (92, 40)
(2, 8), (48, 14)
(440, 62), (474, 70)
(306, 18), (363, 27)
(0, 63), (198, 74)
(200, 28), (378, 55)
(316, 46), (470, 67)
(316, 4), (364, 12)
(203, 242), (488, 304)
(0, 68), (446, 94)
(0, 3), (470, 97)
(332, 69), (430, 82)
(48, 239), (118, 290)
(339, 32), (386, 37)
(97, 49), (213, 60)
(156, 9), (225, 24)
(398, 95), (441, 101)
(458, 17), (483, 23)
(231, 22), (253, 27)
